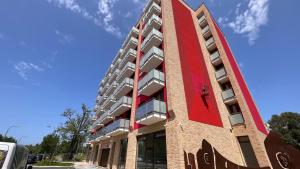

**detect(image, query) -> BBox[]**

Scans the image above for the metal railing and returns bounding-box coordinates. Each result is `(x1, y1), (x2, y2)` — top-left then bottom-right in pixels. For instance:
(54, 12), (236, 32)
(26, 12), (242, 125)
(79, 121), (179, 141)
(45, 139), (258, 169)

(138, 69), (164, 91)
(136, 99), (166, 121)
(140, 46), (164, 69)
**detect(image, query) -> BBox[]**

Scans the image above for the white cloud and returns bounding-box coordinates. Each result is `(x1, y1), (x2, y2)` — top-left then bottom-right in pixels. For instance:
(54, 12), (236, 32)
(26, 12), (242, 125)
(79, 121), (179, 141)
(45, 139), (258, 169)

(46, 0), (121, 37)
(95, 0), (121, 37)
(55, 29), (74, 43)
(227, 0), (270, 45)
(14, 61), (45, 80)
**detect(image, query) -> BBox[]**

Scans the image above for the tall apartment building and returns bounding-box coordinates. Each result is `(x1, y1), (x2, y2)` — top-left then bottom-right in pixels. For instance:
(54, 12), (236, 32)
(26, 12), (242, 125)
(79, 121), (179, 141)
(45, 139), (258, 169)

(86, 0), (272, 168)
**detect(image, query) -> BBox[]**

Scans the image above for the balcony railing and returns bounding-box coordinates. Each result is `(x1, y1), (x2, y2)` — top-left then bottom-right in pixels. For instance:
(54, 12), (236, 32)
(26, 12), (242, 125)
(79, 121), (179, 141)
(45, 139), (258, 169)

(138, 69), (165, 96)
(143, 14), (162, 37)
(222, 88), (237, 104)
(119, 49), (137, 70)
(206, 37), (216, 51)
(141, 29), (163, 53)
(105, 119), (130, 137)
(123, 37), (138, 56)
(106, 81), (118, 96)
(92, 116), (104, 130)
(229, 113), (245, 126)
(144, 1), (161, 24)
(102, 94), (116, 110)
(215, 67), (228, 83)
(198, 14), (208, 28)
(98, 110), (113, 126)
(114, 78), (134, 99)
(202, 25), (212, 39)
(110, 96), (132, 117)
(108, 69), (120, 85)
(210, 51), (222, 66)
(122, 27), (139, 49)
(117, 62), (136, 84)
(140, 46), (164, 72)
(136, 99), (166, 125)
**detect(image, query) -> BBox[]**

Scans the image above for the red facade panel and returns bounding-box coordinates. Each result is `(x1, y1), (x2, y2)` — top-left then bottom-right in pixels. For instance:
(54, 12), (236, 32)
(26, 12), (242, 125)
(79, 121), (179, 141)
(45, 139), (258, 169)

(211, 20), (268, 135)
(171, 0), (223, 127)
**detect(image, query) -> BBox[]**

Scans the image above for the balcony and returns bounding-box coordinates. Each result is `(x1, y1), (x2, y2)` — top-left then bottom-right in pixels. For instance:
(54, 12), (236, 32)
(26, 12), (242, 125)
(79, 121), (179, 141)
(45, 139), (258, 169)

(102, 95), (116, 110)
(206, 37), (217, 52)
(101, 84), (109, 95)
(141, 29), (163, 53)
(198, 14), (208, 28)
(108, 69), (120, 85)
(117, 62), (136, 83)
(210, 51), (222, 66)
(136, 99), (166, 125)
(122, 27), (139, 48)
(99, 110), (113, 126)
(106, 81), (118, 96)
(95, 128), (110, 141)
(143, 14), (162, 37)
(123, 37), (138, 56)
(98, 95), (108, 105)
(140, 46), (164, 72)
(92, 117), (104, 130)
(105, 119), (130, 137)
(119, 49), (137, 70)
(229, 113), (245, 126)
(110, 96), (132, 117)
(114, 78), (134, 99)
(202, 25), (212, 39)
(138, 69), (165, 96)
(215, 67), (229, 83)
(222, 88), (237, 104)
(144, 1), (161, 24)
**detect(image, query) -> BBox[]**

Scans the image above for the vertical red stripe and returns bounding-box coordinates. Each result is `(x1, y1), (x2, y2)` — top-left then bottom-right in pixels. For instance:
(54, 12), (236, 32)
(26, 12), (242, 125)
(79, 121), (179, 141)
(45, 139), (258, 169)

(171, 0), (223, 127)
(211, 20), (268, 135)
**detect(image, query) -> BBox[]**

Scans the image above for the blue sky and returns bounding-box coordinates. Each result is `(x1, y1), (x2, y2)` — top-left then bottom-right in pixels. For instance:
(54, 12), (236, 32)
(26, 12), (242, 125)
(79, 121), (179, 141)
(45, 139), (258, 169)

(0, 0), (299, 145)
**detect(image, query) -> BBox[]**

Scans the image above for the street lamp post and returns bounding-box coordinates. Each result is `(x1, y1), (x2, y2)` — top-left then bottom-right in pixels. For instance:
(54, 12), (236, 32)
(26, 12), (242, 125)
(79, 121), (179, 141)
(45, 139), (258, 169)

(4, 125), (17, 137)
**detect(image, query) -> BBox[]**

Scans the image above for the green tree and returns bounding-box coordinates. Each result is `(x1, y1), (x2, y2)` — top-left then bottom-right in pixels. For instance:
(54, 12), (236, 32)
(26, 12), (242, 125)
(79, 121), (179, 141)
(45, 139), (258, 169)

(26, 144), (41, 154)
(268, 112), (300, 150)
(40, 134), (59, 159)
(56, 104), (92, 160)
(0, 134), (17, 143)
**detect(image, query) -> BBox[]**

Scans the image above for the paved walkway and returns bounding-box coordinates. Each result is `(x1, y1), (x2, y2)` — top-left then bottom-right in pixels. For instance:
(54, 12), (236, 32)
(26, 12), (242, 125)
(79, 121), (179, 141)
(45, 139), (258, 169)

(73, 162), (106, 169)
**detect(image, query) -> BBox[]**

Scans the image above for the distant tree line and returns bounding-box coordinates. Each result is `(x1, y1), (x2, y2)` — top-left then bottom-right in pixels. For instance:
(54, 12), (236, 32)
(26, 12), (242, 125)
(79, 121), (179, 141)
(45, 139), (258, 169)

(24, 104), (92, 161)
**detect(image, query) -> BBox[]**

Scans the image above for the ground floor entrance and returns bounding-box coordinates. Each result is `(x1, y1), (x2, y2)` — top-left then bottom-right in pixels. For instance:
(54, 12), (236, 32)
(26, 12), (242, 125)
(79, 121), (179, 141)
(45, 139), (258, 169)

(136, 131), (167, 169)
(99, 148), (110, 167)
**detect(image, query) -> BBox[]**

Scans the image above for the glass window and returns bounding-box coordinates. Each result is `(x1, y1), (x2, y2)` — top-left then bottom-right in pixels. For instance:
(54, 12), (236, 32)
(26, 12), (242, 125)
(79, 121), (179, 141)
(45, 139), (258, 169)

(137, 131), (167, 169)
(118, 139), (128, 169)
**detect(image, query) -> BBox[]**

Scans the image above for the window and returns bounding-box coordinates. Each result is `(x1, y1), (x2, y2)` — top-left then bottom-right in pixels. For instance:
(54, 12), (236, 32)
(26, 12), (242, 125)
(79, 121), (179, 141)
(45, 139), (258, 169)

(238, 136), (259, 168)
(137, 131), (167, 169)
(118, 139), (128, 169)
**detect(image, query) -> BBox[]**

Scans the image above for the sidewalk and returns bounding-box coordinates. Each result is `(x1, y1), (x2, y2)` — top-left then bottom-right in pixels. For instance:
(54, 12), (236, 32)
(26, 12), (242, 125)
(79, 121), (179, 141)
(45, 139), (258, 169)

(73, 162), (106, 169)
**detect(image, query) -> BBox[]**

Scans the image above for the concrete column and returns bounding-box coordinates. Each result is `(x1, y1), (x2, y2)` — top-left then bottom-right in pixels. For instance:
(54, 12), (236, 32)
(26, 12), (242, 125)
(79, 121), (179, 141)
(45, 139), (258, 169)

(125, 133), (137, 169)
(111, 140), (121, 169)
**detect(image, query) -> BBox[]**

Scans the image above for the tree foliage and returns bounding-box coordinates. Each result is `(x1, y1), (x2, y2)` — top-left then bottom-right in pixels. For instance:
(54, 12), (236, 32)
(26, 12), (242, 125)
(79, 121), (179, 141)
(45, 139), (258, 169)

(40, 134), (59, 158)
(26, 144), (41, 154)
(268, 112), (300, 150)
(56, 104), (92, 160)
(0, 134), (17, 143)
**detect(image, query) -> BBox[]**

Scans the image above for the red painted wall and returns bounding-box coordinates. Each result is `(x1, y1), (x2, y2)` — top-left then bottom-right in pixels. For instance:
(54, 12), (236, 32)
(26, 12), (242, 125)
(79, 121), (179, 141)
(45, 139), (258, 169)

(211, 20), (268, 135)
(171, 0), (223, 127)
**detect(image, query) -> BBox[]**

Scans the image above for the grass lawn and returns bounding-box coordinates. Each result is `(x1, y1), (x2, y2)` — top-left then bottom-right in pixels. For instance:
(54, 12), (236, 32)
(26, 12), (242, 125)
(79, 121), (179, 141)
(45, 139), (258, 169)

(34, 161), (73, 166)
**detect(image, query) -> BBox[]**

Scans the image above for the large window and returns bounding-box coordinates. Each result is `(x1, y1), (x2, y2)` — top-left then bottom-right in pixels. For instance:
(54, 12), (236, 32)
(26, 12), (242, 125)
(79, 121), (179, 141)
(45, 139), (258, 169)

(118, 139), (128, 169)
(238, 136), (259, 168)
(137, 131), (167, 169)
